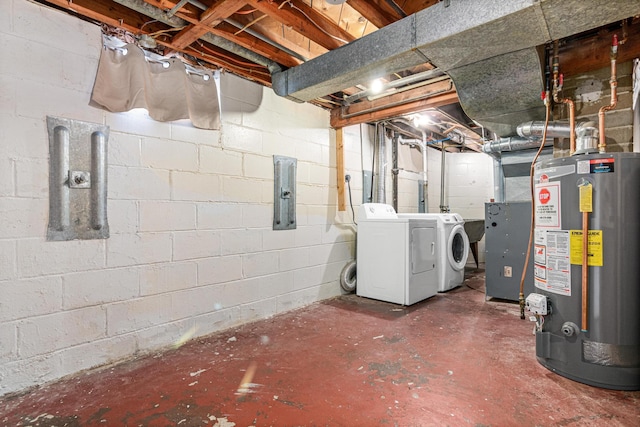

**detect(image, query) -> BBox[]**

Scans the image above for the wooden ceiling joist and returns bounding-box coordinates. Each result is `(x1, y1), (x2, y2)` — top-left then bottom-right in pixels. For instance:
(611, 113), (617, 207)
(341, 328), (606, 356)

(245, 0), (355, 50)
(346, 0), (403, 29)
(330, 80), (459, 128)
(169, 0), (247, 49)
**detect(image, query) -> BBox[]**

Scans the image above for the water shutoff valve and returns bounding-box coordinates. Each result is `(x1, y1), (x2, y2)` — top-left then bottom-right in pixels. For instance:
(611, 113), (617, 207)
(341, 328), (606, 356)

(526, 293), (549, 315)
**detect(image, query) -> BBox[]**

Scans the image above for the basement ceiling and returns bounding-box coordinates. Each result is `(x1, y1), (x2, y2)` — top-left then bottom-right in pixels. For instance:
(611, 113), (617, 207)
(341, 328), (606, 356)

(36, 0), (640, 151)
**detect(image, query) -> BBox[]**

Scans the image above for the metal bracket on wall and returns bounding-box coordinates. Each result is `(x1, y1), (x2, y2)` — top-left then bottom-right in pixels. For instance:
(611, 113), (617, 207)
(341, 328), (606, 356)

(418, 179), (426, 213)
(362, 170), (372, 204)
(46, 116), (110, 241)
(273, 155), (297, 230)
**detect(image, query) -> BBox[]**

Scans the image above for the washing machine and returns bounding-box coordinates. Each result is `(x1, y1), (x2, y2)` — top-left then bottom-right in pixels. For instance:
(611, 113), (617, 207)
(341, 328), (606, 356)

(399, 213), (469, 292)
(357, 203), (439, 305)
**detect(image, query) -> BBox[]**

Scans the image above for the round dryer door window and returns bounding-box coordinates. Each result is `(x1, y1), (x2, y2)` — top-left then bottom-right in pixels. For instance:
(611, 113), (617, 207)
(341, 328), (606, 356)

(447, 224), (469, 271)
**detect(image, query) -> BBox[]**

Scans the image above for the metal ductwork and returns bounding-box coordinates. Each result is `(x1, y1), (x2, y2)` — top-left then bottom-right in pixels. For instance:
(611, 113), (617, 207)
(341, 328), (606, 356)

(272, 0), (639, 135)
(482, 136), (553, 155)
(518, 120), (599, 154)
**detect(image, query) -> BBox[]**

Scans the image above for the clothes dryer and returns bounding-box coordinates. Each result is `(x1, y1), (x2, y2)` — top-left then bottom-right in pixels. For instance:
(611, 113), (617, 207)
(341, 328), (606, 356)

(399, 213), (469, 292)
(357, 204), (439, 305)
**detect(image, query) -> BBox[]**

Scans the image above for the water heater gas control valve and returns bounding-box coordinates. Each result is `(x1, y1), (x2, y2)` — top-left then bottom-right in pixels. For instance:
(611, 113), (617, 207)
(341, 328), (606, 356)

(526, 293), (549, 315)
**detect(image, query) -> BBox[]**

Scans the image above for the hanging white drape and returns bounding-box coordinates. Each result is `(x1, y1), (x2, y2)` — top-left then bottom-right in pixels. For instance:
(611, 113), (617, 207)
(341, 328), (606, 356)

(91, 36), (220, 130)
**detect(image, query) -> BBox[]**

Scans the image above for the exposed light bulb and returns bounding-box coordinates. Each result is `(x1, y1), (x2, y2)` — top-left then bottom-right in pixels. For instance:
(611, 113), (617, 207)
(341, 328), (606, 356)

(370, 78), (384, 94)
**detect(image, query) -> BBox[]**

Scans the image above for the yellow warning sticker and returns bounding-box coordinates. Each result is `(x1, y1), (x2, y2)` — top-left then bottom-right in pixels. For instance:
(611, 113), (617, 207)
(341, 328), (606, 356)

(579, 184), (593, 212)
(570, 230), (603, 266)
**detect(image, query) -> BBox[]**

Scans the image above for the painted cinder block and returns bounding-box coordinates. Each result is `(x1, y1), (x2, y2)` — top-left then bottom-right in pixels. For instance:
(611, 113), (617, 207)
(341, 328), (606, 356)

(243, 153), (274, 180)
(0, 278), (63, 323)
(107, 199), (138, 234)
(0, 240), (16, 281)
(172, 230), (221, 261)
(139, 201), (196, 232)
(241, 204), (272, 228)
(15, 79), (102, 124)
(279, 247), (310, 272)
(17, 238), (106, 278)
(220, 228), (262, 256)
(106, 293), (172, 336)
(222, 177), (264, 203)
(0, 354), (61, 397)
(171, 171), (222, 202)
(63, 268), (140, 310)
(222, 123), (263, 153)
(14, 0), (102, 59)
(108, 132), (142, 167)
(106, 232), (172, 268)
(105, 109), (172, 140)
(276, 281), (341, 314)
(15, 158), (48, 198)
(0, 113), (48, 160)
(109, 166), (171, 201)
(0, 158), (13, 197)
(242, 251), (279, 278)
(0, 322), (16, 364)
(58, 334), (138, 376)
(142, 137), (198, 172)
(171, 122), (220, 146)
(309, 241), (352, 266)
(139, 262), (197, 296)
(18, 305), (107, 358)
(1, 34), (64, 84)
(199, 146), (243, 176)
(0, 198), (47, 239)
(197, 203), (243, 230)
(197, 255), (243, 286)
(262, 229), (295, 251)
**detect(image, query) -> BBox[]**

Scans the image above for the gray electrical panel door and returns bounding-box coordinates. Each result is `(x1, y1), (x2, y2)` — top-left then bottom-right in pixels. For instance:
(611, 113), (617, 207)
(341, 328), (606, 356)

(484, 202), (534, 301)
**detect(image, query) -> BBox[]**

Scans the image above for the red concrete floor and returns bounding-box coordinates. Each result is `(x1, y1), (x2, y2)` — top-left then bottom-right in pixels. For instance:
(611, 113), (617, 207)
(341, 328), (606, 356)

(2, 267), (640, 426)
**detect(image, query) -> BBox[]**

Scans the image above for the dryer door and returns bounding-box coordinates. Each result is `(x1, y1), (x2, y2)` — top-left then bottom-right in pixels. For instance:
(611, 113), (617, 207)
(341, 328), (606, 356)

(411, 227), (436, 274)
(447, 224), (470, 271)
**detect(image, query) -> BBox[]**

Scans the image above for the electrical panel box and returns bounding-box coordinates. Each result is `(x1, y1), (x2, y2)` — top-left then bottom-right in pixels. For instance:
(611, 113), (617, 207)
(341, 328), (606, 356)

(526, 293), (549, 315)
(484, 202), (535, 301)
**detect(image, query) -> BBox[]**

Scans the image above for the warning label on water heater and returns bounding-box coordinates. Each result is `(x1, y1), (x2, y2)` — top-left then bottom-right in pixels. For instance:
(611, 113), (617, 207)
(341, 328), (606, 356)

(534, 229), (571, 296)
(535, 183), (561, 229)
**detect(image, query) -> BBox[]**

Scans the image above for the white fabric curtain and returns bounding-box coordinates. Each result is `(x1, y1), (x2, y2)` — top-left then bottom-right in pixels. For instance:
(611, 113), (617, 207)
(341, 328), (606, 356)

(91, 37), (220, 130)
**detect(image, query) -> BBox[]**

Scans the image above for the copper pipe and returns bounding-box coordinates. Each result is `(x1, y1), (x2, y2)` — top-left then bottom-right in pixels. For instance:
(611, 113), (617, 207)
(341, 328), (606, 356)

(581, 211), (589, 331)
(550, 41), (576, 155)
(598, 35), (619, 153)
(519, 93), (551, 319)
(565, 98), (576, 154)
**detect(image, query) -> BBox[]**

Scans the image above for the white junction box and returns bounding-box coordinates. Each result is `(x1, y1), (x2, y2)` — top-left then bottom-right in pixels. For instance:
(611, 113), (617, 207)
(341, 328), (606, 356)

(526, 293), (549, 315)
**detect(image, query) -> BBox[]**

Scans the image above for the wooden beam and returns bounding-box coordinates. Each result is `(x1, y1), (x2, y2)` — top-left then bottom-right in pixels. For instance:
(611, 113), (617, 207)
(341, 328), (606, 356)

(331, 80), (457, 127)
(558, 20), (640, 77)
(346, 0), (402, 28)
(336, 128), (346, 212)
(396, 0), (439, 15)
(157, 39), (272, 86)
(245, 0), (355, 50)
(42, 0), (158, 33)
(171, 0), (247, 49)
(207, 23), (302, 68)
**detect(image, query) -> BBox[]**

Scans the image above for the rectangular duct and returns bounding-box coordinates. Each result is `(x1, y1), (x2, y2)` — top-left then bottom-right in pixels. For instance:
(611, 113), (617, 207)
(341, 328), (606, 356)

(273, 155), (297, 230)
(47, 116), (110, 241)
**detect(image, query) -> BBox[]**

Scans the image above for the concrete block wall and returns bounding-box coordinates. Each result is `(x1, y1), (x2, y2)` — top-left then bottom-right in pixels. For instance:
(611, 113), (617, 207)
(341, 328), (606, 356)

(0, 0), (351, 396)
(555, 61), (635, 155)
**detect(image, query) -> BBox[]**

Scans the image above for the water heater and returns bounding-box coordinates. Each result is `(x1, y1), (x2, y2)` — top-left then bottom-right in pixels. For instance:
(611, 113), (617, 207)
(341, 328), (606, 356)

(530, 152), (640, 390)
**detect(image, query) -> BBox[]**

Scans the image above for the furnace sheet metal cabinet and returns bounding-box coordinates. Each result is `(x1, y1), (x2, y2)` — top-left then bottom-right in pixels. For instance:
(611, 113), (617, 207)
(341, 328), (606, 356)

(484, 202), (535, 301)
(357, 204), (439, 305)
